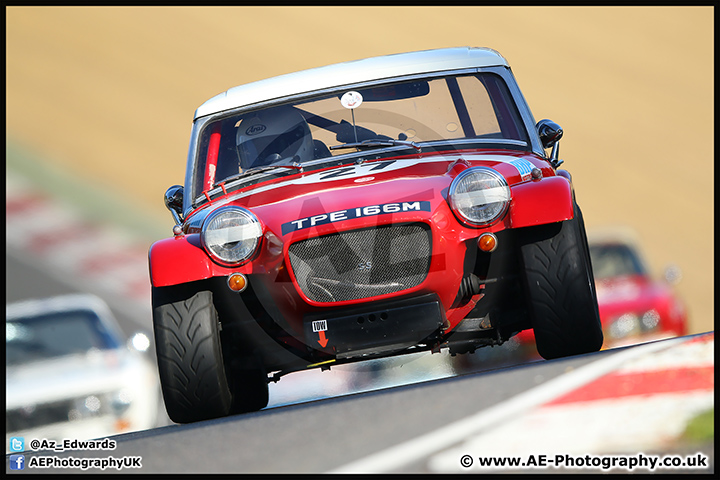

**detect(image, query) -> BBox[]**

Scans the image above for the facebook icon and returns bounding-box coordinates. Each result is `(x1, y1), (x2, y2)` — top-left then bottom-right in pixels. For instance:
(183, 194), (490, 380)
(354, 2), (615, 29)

(10, 455), (25, 470)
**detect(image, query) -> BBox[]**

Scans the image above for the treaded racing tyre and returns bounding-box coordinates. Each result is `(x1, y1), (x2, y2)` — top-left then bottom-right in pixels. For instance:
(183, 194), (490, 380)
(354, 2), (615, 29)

(153, 290), (233, 423)
(519, 203), (603, 360)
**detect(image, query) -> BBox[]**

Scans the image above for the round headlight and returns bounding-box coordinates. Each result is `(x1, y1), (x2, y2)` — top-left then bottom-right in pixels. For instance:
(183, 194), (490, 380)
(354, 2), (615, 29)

(201, 207), (262, 265)
(448, 167), (510, 226)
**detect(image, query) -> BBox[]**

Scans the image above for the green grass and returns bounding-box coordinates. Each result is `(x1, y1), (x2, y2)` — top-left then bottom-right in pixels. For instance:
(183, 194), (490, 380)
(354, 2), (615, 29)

(682, 408), (714, 444)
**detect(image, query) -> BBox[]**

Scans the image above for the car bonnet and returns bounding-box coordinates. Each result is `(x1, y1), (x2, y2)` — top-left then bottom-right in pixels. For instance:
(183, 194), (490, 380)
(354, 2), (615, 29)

(185, 150), (543, 235)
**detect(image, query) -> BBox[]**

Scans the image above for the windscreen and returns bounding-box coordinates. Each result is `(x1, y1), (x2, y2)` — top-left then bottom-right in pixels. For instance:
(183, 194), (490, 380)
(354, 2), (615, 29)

(192, 73), (529, 201)
(6, 310), (121, 366)
(589, 244), (648, 279)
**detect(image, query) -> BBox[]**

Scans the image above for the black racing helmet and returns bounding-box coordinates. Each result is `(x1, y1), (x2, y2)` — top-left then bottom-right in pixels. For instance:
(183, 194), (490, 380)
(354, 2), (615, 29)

(236, 105), (314, 171)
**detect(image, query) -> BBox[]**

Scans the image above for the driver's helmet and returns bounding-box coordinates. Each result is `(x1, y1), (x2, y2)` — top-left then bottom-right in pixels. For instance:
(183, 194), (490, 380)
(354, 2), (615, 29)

(236, 105), (314, 170)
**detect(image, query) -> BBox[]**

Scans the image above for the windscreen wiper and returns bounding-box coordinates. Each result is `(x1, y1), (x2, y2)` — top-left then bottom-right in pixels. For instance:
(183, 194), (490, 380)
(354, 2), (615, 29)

(217, 162), (303, 189)
(194, 163), (303, 207)
(195, 162), (303, 207)
(329, 138), (422, 153)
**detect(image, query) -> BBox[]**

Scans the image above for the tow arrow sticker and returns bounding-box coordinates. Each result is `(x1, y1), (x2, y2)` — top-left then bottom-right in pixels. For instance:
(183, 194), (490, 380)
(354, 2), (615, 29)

(312, 320), (329, 347)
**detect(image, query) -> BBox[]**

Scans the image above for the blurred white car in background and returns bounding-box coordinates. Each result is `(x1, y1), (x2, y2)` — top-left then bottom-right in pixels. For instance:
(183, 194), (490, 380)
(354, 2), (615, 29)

(6, 294), (161, 451)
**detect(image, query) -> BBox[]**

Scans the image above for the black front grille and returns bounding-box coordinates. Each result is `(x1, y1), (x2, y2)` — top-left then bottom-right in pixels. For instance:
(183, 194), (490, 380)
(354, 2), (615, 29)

(288, 223), (432, 303)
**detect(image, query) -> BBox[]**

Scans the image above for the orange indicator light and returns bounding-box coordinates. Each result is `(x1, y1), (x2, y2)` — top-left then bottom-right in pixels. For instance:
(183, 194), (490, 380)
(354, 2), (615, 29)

(115, 419), (131, 432)
(478, 233), (498, 252)
(227, 273), (248, 292)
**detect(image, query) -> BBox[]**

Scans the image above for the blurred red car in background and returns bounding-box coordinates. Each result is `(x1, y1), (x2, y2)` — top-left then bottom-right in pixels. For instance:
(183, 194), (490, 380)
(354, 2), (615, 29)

(515, 229), (688, 354)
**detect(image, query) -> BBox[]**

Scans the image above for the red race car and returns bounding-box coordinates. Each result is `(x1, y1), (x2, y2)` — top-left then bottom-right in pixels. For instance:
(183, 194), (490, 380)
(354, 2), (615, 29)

(149, 47), (603, 423)
(590, 231), (688, 347)
(515, 230), (688, 354)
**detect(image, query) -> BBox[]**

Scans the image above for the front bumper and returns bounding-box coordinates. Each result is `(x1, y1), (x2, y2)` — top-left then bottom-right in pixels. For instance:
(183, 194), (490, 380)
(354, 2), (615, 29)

(303, 293), (446, 359)
(210, 273), (450, 369)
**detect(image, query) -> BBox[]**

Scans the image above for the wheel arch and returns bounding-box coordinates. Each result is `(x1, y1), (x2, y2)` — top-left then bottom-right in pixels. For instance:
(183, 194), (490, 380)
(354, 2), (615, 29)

(149, 234), (236, 287)
(508, 175), (574, 229)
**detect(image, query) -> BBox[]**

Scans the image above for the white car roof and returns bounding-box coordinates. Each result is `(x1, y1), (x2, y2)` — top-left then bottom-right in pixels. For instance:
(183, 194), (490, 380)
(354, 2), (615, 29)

(194, 47), (508, 120)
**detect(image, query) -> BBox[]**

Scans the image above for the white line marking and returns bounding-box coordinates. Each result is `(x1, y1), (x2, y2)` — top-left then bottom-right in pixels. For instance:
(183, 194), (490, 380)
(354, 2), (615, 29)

(329, 337), (685, 473)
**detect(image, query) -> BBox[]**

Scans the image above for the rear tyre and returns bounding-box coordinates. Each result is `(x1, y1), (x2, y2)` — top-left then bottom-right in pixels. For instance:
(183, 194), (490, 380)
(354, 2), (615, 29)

(519, 203), (603, 359)
(153, 290), (233, 423)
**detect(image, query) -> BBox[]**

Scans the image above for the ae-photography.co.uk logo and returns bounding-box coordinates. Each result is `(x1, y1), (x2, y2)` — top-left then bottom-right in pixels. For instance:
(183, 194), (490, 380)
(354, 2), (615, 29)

(9, 455), (25, 470)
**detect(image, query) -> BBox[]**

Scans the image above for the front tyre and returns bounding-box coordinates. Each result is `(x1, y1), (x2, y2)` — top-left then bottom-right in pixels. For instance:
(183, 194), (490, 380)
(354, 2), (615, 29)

(519, 204), (603, 359)
(153, 289), (233, 423)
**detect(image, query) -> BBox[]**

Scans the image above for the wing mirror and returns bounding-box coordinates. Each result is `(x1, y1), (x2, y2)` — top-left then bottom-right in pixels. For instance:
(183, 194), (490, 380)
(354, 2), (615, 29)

(536, 119), (564, 169)
(164, 185), (184, 226)
(537, 119), (563, 148)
